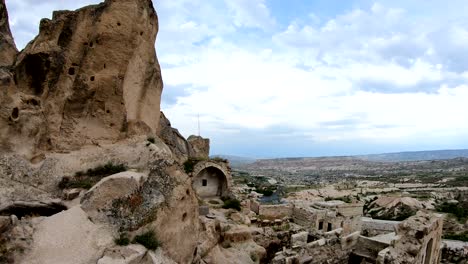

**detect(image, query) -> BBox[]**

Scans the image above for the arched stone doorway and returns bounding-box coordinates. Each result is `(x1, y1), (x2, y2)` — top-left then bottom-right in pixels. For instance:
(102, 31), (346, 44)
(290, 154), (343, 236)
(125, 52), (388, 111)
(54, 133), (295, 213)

(192, 166), (228, 198)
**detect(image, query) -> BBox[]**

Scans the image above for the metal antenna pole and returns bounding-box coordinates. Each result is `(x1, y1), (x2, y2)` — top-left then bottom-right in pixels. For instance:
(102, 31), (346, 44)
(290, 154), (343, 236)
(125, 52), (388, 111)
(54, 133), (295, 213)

(198, 114), (200, 136)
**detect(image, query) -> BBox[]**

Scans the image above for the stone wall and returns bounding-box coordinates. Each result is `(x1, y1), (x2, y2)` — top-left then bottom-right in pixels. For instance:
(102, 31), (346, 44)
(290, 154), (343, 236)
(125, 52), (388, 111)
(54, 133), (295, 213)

(192, 161), (232, 198)
(291, 202), (362, 235)
(361, 217), (400, 236)
(441, 240), (468, 264)
(259, 204), (293, 219)
(376, 212), (444, 264)
(272, 230), (360, 264)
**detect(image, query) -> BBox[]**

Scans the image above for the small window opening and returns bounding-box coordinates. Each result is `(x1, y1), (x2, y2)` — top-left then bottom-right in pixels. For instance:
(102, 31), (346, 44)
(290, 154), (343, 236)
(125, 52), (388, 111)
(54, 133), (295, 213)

(327, 223), (332, 231)
(202, 179), (207, 186)
(318, 221), (323, 230)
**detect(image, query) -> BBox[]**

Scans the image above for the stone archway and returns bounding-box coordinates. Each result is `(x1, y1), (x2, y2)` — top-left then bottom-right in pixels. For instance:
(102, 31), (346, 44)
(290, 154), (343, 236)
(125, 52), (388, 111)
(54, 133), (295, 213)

(192, 161), (231, 198)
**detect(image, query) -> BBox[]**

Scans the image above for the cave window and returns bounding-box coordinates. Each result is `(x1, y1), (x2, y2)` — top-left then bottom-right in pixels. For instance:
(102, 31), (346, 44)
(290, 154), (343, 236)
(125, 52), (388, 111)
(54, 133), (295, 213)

(11, 107), (19, 119)
(182, 212), (187, 221)
(90, 76), (95, 82)
(202, 179), (207, 186)
(117, 22), (121, 26)
(318, 221), (323, 230)
(327, 223), (332, 231)
(68, 67), (75, 75)
(89, 42), (93, 48)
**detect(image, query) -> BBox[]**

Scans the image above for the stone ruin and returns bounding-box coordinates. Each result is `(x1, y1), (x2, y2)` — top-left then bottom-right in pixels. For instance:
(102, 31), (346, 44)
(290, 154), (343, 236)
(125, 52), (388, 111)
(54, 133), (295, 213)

(192, 160), (232, 198)
(244, 194), (447, 264)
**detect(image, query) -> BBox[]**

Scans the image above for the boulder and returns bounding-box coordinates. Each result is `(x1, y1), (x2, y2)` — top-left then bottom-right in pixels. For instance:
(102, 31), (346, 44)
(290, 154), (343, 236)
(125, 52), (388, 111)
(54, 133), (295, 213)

(62, 188), (82, 200)
(20, 206), (114, 264)
(291, 231), (308, 248)
(97, 244), (148, 264)
(81, 171), (147, 222)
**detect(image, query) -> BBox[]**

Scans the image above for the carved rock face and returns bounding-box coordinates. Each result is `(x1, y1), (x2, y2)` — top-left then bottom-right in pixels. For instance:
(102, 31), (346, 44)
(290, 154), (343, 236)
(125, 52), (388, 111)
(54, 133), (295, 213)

(0, 0), (17, 67)
(0, 0), (163, 158)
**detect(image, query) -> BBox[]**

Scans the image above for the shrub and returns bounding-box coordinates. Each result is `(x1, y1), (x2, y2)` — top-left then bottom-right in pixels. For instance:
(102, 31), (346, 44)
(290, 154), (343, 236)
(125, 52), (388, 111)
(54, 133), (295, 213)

(147, 137), (155, 144)
(115, 233), (130, 246)
(222, 198), (241, 211)
(133, 231), (160, 250)
(59, 162), (127, 190)
(208, 200), (220, 205)
(444, 231), (468, 242)
(58, 177), (93, 189)
(84, 162), (127, 177)
(437, 202), (468, 222)
(183, 158), (201, 173)
(211, 157), (228, 163)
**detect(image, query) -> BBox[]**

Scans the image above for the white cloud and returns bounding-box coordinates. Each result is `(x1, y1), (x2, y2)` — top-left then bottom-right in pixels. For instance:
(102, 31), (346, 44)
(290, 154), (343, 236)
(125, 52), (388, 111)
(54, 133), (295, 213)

(224, 0), (274, 29)
(5, 0), (468, 155)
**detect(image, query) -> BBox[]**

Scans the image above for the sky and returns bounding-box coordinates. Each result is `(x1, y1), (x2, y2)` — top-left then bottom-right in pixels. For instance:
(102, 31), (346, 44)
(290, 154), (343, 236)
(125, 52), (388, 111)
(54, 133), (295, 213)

(5, 0), (468, 158)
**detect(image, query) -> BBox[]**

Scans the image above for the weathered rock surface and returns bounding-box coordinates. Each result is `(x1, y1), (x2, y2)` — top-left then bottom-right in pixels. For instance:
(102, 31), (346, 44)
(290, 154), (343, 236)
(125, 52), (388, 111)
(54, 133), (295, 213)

(377, 211), (444, 264)
(81, 171), (147, 222)
(0, 136), (172, 203)
(188, 135), (210, 159)
(0, 0), (17, 66)
(157, 111), (193, 163)
(366, 196), (424, 221)
(0, 0), (163, 158)
(20, 206), (114, 264)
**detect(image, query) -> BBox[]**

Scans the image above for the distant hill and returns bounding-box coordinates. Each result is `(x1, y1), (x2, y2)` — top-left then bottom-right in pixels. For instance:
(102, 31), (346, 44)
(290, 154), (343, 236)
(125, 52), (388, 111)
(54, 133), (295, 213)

(357, 149), (468, 162)
(210, 155), (257, 167)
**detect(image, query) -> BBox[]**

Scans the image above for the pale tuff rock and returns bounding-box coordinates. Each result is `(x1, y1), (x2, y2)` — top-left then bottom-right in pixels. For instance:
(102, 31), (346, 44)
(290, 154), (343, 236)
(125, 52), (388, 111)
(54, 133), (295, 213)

(188, 135), (210, 159)
(0, 0), (163, 158)
(20, 206), (114, 264)
(0, 0), (17, 66)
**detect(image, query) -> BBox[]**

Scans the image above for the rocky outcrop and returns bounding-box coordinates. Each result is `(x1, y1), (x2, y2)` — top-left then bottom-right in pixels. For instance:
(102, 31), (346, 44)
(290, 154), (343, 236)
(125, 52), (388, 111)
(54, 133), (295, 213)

(0, 1), (205, 263)
(0, 0), (163, 158)
(188, 135), (210, 159)
(366, 196), (424, 221)
(157, 111), (193, 163)
(0, 0), (17, 66)
(377, 212), (444, 264)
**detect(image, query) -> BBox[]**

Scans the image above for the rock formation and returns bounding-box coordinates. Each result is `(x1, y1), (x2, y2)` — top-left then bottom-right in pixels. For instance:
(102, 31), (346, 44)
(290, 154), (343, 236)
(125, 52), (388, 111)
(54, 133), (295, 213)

(366, 196), (425, 221)
(0, 0), (163, 159)
(0, 1), (203, 263)
(188, 135), (210, 159)
(0, 0), (17, 66)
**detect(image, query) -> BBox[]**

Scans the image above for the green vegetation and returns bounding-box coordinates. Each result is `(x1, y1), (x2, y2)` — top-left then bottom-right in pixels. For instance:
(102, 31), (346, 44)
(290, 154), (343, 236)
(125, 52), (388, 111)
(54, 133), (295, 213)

(183, 158), (205, 173)
(133, 231), (160, 250)
(114, 233), (130, 246)
(208, 199), (220, 205)
(59, 162), (127, 190)
(272, 223), (290, 232)
(255, 186), (275, 196)
(443, 231), (468, 242)
(325, 196), (352, 203)
(222, 198), (241, 211)
(250, 252), (258, 262)
(211, 156), (228, 163)
(436, 202), (468, 222)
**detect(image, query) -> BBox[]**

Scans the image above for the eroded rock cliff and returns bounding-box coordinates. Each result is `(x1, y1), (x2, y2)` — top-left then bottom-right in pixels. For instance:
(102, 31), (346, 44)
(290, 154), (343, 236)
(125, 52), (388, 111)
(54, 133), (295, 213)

(0, 1), (203, 263)
(0, 0), (163, 159)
